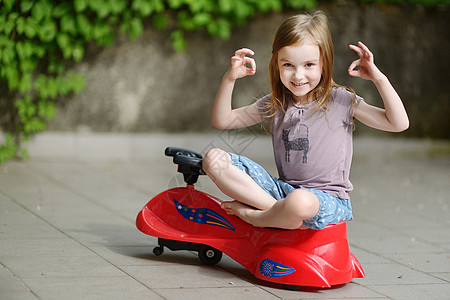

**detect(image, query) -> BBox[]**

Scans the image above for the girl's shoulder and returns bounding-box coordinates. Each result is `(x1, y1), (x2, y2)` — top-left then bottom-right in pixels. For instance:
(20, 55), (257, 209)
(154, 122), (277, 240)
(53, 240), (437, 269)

(256, 94), (272, 105)
(331, 86), (363, 106)
(255, 93), (273, 113)
(332, 86), (355, 99)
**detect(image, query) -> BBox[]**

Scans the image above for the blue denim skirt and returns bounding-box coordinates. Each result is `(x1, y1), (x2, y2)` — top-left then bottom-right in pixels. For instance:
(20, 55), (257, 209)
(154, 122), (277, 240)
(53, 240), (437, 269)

(229, 152), (353, 230)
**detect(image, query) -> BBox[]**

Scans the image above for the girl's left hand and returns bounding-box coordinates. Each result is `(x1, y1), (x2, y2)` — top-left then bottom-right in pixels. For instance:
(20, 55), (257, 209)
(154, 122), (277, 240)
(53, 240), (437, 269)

(348, 42), (384, 82)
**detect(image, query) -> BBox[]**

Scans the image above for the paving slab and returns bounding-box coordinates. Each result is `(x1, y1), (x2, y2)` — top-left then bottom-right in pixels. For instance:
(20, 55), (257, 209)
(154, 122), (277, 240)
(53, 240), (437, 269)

(260, 282), (389, 299)
(0, 265), (38, 300)
(367, 283), (450, 300)
(1, 133), (449, 300)
(21, 276), (163, 300)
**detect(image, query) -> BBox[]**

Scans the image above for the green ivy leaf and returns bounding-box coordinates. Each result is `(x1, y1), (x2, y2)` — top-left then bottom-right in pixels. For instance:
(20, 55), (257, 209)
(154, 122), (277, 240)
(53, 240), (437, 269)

(25, 117), (46, 133)
(38, 100), (56, 120)
(32, 2), (52, 22)
(24, 18), (37, 38)
(129, 18), (144, 40)
(171, 30), (186, 51)
(252, 0), (282, 12)
(93, 22), (110, 41)
(74, 0), (87, 12)
(234, 1), (254, 22)
(16, 41), (33, 60)
(34, 75), (46, 95)
(0, 35), (11, 47)
(178, 11), (195, 31)
(3, 15), (15, 35)
(20, 0), (34, 13)
(218, 0), (234, 12)
(61, 15), (77, 35)
(57, 33), (70, 54)
(0, 134), (19, 163)
(132, 0), (153, 17)
(16, 96), (35, 121)
(35, 75), (55, 99)
(18, 72), (33, 93)
(19, 59), (36, 73)
(4, 66), (19, 90)
(67, 71), (85, 94)
(152, 0), (165, 12)
(72, 43), (84, 62)
(192, 12), (212, 27)
(167, 0), (184, 9)
(38, 20), (57, 42)
(1, 46), (16, 64)
(53, 3), (71, 17)
(76, 14), (92, 40)
(0, 15), (5, 32)
(3, 0), (16, 11)
(110, 0), (127, 14)
(207, 18), (231, 39)
(46, 77), (59, 99)
(285, 0), (317, 9)
(89, 0), (111, 19)
(16, 17), (25, 34)
(185, 0), (213, 13)
(33, 44), (46, 59)
(153, 13), (170, 29)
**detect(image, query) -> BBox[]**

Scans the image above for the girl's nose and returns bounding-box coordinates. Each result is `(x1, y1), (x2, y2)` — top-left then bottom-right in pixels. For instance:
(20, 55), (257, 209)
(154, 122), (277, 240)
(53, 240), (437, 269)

(294, 68), (304, 80)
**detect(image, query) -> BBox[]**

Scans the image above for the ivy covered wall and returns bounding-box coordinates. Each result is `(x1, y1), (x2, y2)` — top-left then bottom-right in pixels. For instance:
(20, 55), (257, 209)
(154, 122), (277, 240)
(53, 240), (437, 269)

(1, 0), (449, 162)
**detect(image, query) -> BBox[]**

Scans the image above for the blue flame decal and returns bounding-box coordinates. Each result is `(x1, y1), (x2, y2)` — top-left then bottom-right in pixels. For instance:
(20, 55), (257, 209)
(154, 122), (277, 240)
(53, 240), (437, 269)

(174, 199), (235, 231)
(260, 258), (296, 278)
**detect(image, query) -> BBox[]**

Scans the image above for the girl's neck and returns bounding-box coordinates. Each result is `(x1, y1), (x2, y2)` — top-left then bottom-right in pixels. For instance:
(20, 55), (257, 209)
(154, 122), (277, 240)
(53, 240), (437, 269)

(292, 94), (315, 106)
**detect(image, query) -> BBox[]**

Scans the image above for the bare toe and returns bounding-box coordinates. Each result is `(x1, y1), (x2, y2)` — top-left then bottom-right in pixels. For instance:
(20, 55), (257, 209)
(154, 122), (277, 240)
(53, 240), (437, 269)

(220, 201), (232, 214)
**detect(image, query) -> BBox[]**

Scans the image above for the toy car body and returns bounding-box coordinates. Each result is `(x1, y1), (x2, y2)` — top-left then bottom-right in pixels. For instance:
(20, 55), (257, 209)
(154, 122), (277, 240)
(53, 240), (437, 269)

(136, 147), (365, 288)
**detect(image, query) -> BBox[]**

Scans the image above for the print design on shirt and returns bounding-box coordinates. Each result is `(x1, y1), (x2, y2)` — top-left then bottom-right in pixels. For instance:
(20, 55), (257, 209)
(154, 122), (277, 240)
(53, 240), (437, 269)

(282, 124), (309, 163)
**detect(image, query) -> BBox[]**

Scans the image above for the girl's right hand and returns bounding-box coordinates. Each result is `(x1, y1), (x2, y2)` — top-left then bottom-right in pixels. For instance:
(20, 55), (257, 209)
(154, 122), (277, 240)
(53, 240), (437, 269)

(226, 48), (256, 81)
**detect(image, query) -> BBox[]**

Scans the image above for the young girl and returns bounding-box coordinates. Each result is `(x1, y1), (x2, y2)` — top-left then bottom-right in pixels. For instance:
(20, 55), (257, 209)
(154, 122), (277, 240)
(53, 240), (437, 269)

(202, 11), (409, 230)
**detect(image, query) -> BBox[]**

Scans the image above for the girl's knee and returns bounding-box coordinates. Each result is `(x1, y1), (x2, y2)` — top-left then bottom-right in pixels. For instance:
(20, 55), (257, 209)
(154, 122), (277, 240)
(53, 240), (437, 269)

(285, 189), (320, 220)
(203, 148), (231, 176)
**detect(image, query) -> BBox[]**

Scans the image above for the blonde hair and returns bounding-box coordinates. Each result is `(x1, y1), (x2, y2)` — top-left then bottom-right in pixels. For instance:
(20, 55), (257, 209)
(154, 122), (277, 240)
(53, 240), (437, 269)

(264, 11), (356, 129)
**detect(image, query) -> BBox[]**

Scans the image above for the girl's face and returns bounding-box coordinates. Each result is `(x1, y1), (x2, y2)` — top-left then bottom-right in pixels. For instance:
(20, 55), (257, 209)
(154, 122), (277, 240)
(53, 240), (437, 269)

(277, 39), (322, 104)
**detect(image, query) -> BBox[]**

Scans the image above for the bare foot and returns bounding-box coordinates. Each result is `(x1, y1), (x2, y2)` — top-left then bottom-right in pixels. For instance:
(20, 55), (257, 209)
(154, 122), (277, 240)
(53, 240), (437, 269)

(221, 201), (309, 230)
(221, 201), (257, 224)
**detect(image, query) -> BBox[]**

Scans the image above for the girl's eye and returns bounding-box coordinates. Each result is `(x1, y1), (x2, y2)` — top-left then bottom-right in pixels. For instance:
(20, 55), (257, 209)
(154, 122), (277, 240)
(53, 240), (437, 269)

(306, 63), (315, 68)
(283, 63), (293, 67)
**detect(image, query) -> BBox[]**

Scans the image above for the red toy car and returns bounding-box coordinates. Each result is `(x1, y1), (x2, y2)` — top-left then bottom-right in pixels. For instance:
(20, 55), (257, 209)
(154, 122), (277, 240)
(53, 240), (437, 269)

(136, 147), (365, 289)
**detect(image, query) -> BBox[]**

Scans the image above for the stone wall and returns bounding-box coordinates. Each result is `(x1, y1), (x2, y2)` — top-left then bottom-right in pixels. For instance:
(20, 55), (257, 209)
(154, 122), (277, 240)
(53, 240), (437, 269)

(47, 1), (450, 138)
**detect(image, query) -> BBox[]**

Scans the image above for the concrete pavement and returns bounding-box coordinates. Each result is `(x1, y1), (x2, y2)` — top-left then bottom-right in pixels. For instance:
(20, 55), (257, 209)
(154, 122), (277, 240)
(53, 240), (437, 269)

(1, 132), (449, 299)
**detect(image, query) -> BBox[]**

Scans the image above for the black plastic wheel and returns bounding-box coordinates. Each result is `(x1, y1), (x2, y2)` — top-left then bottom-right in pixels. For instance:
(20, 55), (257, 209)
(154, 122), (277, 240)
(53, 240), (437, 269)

(198, 246), (222, 265)
(153, 246), (164, 256)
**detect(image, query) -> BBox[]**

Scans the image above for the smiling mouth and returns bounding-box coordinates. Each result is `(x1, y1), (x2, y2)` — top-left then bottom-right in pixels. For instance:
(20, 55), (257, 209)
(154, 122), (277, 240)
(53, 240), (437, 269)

(291, 82), (307, 88)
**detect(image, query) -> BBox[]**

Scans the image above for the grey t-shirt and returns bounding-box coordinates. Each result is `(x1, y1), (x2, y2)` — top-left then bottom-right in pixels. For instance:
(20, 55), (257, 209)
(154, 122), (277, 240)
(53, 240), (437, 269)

(256, 87), (362, 199)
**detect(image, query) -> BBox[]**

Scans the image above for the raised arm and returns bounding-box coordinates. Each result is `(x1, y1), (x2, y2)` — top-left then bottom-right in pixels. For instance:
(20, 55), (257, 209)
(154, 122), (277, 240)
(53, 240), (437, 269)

(349, 42), (409, 132)
(211, 48), (262, 129)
